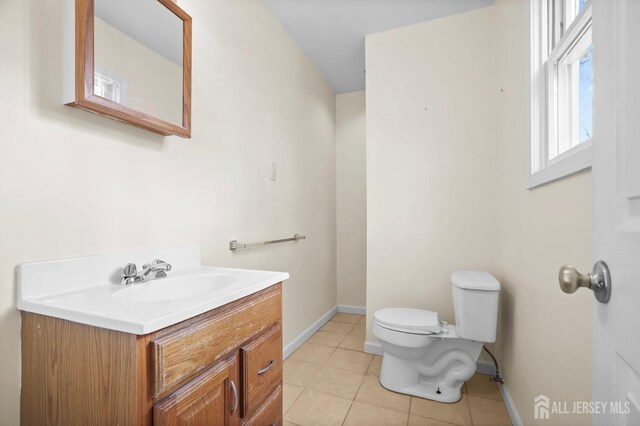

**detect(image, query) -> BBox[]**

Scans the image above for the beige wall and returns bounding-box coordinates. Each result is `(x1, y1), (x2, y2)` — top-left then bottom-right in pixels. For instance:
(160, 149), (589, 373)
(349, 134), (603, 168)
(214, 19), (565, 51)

(365, 2), (593, 424)
(336, 91), (367, 307)
(494, 1), (593, 424)
(365, 6), (501, 332)
(0, 0), (336, 424)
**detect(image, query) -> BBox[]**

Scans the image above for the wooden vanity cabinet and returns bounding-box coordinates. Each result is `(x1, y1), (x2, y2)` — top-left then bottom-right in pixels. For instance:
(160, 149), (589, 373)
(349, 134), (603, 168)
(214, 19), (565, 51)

(21, 283), (283, 426)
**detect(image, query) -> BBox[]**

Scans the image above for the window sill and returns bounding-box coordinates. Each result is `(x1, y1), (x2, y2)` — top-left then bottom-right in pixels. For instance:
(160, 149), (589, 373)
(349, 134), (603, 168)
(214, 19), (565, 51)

(527, 141), (592, 189)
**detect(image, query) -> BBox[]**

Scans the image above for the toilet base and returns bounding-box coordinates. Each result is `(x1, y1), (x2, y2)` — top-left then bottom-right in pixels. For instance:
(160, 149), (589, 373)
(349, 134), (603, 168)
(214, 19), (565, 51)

(380, 375), (463, 403)
(380, 380), (462, 403)
(374, 327), (484, 403)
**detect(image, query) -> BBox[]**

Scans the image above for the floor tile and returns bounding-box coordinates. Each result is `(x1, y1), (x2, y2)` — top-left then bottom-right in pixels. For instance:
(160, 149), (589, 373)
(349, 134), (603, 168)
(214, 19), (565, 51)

(308, 331), (346, 347)
(465, 374), (502, 401)
(358, 315), (367, 324)
(289, 342), (335, 365)
(338, 334), (366, 352)
(285, 318), (512, 426)
(284, 383), (304, 414)
(344, 401), (409, 426)
(355, 375), (411, 413)
(408, 415), (458, 426)
(321, 321), (355, 335)
(468, 395), (511, 426)
(332, 313), (363, 324)
(285, 389), (353, 426)
(366, 355), (383, 376)
(326, 348), (373, 374)
(307, 366), (365, 399)
(284, 359), (322, 387)
(410, 394), (472, 425)
(348, 324), (366, 338)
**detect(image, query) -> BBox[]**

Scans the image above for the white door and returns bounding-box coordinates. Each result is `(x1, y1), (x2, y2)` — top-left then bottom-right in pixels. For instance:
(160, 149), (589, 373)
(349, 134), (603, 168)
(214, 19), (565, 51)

(592, 0), (640, 424)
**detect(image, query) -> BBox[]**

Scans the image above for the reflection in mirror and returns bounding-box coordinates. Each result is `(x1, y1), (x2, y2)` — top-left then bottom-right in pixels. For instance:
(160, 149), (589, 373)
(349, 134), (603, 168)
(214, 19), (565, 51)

(94, 0), (183, 126)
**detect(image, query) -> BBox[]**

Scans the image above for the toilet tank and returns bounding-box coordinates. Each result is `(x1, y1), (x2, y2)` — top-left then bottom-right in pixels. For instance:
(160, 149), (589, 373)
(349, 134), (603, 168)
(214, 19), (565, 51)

(451, 271), (500, 343)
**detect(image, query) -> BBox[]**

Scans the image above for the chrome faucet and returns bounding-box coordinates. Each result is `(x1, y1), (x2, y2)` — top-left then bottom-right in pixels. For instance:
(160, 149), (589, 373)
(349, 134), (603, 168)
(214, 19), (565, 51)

(120, 259), (172, 285)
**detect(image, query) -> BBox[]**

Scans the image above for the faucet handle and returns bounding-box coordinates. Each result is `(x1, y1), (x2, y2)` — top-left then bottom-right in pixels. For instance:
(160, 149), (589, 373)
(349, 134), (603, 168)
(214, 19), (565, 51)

(140, 259), (172, 281)
(121, 263), (139, 285)
(122, 263), (137, 277)
(152, 259), (172, 271)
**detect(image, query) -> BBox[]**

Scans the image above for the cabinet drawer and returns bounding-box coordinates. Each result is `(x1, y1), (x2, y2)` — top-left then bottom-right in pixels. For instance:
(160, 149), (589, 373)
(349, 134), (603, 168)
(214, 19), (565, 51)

(241, 324), (282, 418)
(151, 285), (282, 398)
(243, 386), (282, 426)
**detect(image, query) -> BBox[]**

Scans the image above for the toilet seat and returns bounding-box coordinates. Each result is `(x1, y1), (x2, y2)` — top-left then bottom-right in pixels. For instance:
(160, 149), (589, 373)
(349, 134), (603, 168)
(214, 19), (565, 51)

(374, 308), (442, 335)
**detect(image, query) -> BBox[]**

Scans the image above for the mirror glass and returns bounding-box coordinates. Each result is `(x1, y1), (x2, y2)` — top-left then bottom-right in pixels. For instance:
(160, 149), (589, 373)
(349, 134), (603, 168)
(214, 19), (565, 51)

(94, 0), (183, 126)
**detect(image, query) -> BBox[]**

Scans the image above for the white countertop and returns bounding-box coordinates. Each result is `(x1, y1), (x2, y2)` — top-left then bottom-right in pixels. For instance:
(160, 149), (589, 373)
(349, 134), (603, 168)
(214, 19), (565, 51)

(16, 246), (289, 334)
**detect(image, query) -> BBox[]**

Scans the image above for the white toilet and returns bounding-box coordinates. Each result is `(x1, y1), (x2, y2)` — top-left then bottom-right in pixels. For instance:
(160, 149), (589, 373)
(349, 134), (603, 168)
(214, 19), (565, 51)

(372, 271), (500, 403)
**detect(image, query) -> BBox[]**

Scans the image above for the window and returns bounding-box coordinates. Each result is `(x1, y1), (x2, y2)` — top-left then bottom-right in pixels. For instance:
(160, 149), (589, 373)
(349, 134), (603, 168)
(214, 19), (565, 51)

(529, 0), (592, 189)
(94, 72), (122, 103)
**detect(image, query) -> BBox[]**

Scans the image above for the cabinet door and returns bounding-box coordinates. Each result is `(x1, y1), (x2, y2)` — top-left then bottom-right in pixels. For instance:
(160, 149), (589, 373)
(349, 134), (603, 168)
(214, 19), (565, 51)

(154, 354), (240, 426)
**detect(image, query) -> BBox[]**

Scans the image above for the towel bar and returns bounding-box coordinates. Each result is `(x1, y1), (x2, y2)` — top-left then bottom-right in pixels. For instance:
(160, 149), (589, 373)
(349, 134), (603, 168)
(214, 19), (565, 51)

(229, 234), (306, 251)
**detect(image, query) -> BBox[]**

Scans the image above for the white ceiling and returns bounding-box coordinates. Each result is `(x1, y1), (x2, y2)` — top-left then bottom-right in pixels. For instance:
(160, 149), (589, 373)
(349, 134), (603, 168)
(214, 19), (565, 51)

(264, 0), (494, 93)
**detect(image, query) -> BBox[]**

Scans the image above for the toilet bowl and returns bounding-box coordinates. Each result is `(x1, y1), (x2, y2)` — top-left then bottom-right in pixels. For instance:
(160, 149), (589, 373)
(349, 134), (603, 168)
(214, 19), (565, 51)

(373, 271), (500, 403)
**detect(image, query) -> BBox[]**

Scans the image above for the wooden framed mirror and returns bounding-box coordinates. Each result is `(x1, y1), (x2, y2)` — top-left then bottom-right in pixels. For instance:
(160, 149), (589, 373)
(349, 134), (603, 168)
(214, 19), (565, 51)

(63, 0), (192, 138)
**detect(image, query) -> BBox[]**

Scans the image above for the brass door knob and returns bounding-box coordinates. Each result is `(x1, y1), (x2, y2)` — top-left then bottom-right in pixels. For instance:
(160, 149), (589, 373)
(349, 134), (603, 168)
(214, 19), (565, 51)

(559, 265), (592, 293)
(558, 261), (612, 303)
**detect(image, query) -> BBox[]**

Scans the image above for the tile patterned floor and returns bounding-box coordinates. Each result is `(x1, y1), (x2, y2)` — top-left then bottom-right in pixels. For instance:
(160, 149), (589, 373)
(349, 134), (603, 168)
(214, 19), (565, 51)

(283, 313), (512, 426)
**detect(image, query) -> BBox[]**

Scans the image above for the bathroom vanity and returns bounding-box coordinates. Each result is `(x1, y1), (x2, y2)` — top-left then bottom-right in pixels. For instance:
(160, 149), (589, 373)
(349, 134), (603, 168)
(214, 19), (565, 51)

(17, 246), (288, 426)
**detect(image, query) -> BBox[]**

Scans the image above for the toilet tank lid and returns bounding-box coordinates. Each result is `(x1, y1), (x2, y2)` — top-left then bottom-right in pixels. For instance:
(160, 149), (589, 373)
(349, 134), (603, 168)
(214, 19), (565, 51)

(374, 308), (441, 334)
(451, 271), (500, 291)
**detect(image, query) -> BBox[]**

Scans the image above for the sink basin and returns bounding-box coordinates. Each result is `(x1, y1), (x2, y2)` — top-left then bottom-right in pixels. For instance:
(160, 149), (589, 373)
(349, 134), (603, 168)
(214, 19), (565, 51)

(112, 274), (237, 304)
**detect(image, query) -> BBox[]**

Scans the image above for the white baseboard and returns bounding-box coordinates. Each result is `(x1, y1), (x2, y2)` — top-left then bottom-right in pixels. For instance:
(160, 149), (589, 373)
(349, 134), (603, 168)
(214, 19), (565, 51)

(476, 362), (522, 426)
(499, 382), (523, 426)
(337, 305), (366, 315)
(476, 360), (495, 376)
(364, 340), (383, 355)
(283, 305), (338, 359)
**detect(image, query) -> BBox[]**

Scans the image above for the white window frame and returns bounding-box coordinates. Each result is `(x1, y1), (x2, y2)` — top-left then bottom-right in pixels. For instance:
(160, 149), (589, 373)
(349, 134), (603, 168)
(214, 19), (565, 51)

(93, 71), (127, 104)
(528, 0), (593, 189)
